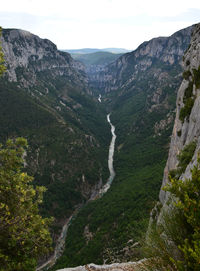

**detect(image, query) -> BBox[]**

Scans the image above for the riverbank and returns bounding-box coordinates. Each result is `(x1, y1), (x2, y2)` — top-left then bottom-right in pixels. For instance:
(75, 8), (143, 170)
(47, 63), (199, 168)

(37, 113), (116, 270)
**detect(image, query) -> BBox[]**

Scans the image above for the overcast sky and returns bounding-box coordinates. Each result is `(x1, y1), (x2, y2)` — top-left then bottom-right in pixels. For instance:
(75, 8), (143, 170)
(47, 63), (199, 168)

(0, 0), (200, 50)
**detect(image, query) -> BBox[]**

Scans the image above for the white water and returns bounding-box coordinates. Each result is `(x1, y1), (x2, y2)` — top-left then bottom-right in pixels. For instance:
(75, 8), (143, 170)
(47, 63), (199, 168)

(98, 94), (102, 102)
(37, 113), (116, 270)
(100, 113), (116, 194)
(36, 209), (80, 271)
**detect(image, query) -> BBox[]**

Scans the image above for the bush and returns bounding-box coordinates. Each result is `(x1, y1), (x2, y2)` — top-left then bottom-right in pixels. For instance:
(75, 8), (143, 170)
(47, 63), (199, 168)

(164, 159), (200, 270)
(0, 138), (53, 271)
(182, 70), (191, 80)
(179, 97), (194, 122)
(179, 79), (195, 123)
(177, 141), (196, 174)
(193, 66), (200, 89)
(144, 159), (200, 270)
(177, 130), (181, 137)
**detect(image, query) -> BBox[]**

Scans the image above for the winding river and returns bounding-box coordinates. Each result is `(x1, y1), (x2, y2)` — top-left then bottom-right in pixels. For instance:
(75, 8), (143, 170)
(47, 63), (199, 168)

(37, 113), (116, 270)
(100, 114), (116, 194)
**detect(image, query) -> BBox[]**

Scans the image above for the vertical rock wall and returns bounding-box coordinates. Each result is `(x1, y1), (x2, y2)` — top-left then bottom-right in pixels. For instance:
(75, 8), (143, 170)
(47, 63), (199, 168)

(159, 23), (200, 204)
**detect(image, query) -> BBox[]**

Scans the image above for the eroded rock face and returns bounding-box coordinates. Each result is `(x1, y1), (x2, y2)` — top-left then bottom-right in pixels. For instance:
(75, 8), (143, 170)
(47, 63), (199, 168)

(89, 26), (192, 93)
(159, 23), (200, 203)
(1, 28), (88, 88)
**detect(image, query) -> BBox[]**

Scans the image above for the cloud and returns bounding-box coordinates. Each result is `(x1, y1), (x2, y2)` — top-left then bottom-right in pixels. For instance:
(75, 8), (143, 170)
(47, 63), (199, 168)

(0, 0), (200, 49)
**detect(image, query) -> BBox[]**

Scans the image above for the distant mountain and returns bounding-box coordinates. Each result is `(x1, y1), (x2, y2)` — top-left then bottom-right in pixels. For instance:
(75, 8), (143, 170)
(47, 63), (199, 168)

(63, 48), (131, 55)
(72, 51), (123, 66)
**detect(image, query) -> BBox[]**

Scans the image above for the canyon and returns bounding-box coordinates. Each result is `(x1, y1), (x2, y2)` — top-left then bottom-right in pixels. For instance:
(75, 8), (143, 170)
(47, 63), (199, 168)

(0, 23), (199, 270)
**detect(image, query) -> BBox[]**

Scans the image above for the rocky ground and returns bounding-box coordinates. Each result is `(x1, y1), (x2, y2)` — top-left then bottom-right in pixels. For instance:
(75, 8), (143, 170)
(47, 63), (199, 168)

(56, 260), (149, 271)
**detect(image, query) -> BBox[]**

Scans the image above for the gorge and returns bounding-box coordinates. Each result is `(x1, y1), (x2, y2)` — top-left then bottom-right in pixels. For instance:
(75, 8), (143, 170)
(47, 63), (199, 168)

(0, 22), (199, 271)
(37, 113), (117, 270)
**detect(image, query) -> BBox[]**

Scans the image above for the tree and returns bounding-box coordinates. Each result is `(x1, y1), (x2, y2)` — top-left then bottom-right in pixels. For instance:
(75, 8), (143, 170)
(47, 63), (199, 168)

(0, 138), (53, 271)
(164, 158), (200, 270)
(0, 26), (6, 76)
(144, 158), (200, 270)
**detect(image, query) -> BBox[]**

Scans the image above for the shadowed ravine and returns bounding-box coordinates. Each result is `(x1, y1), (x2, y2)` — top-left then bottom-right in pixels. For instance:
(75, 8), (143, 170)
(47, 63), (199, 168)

(37, 113), (117, 270)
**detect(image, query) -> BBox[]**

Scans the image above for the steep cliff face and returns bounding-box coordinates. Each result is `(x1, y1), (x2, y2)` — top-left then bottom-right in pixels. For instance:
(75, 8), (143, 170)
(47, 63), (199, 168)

(159, 23), (200, 203)
(90, 26), (192, 94)
(2, 29), (87, 88)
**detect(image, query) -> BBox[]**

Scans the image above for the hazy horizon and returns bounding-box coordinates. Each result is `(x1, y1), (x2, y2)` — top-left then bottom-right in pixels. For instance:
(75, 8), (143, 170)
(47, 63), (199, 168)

(0, 0), (200, 50)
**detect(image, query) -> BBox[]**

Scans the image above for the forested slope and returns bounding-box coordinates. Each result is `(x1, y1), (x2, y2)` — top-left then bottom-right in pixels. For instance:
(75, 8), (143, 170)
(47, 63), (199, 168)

(0, 29), (110, 239)
(51, 25), (193, 270)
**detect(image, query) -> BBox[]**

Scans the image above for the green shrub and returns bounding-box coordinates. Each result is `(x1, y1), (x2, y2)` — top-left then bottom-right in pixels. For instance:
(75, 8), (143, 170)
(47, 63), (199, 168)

(144, 159), (200, 270)
(143, 208), (186, 271)
(182, 70), (191, 80)
(164, 159), (200, 270)
(179, 79), (195, 123)
(168, 141), (196, 179)
(177, 130), (181, 137)
(186, 60), (190, 66)
(179, 97), (194, 122)
(183, 81), (193, 103)
(193, 66), (200, 89)
(177, 141), (196, 174)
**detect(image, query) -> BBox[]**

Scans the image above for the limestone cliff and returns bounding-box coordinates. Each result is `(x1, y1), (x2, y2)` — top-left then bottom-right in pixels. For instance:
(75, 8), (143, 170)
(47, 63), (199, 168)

(1, 28), (88, 88)
(159, 23), (200, 203)
(56, 261), (148, 271)
(90, 26), (192, 94)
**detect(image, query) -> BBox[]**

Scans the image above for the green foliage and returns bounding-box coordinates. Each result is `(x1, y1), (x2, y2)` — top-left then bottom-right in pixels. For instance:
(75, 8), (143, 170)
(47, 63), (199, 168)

(0, 72), (110, 226)
(192, 66), (200, 89)
(51, 73), (176, 269)
(169, 141), (196, 179)
(51, 47), (184, 269)
(144, 160), (200, 270)
(183, 81), (193, 103)
(179, 97), (194, 122)
(179, 79), (195, 123)
(0, 27), (6, 76)
(143, 208), (186, 271)
(182, 70), (191, 80)
(177, 141), (197, 175)
(0, 138), (53, 271)
(177, 130), (182, 137)
(186, 60), (190, 66)
(164, 159), (200, 270)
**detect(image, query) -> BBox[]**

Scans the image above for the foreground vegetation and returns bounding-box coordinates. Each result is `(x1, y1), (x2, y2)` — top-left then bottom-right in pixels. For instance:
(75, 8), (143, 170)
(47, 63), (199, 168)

(144, 155), (200, 270)
(0, 138), (53, 271)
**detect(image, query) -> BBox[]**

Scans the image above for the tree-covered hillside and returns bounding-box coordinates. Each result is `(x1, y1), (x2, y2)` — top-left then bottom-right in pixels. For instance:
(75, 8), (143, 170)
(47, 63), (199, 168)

(0, 29), (111, 240)
(51, 25), (193, 269)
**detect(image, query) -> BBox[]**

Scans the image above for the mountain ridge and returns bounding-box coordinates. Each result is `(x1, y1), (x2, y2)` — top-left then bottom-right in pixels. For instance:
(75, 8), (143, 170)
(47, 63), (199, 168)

(0, 23), (198, 270)
(63, 48), (131, 55)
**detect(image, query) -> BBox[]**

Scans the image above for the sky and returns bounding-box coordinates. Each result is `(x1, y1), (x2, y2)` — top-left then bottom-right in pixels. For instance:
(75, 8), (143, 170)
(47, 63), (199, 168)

(0, 0), (200, 50)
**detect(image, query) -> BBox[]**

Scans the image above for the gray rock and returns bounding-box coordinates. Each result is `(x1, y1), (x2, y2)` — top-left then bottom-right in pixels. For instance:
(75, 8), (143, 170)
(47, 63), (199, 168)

(159, 23), (200, 203)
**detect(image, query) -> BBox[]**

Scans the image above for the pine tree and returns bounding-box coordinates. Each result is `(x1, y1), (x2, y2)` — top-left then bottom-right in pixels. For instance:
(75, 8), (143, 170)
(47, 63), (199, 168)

(0, 138), (53, 271)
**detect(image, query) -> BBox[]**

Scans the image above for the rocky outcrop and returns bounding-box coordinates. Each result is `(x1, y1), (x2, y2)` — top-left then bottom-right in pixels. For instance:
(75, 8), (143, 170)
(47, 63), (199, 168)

(90, 26), (192, 93)
(159, 23), (200, 203)
(56, 260), (148, 271)
(1, 28), (88, 89)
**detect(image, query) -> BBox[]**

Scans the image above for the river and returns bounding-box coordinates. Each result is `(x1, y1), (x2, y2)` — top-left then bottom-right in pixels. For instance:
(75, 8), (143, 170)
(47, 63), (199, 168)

(99, 114), (116, 194)
(37, 113), (116, 270)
